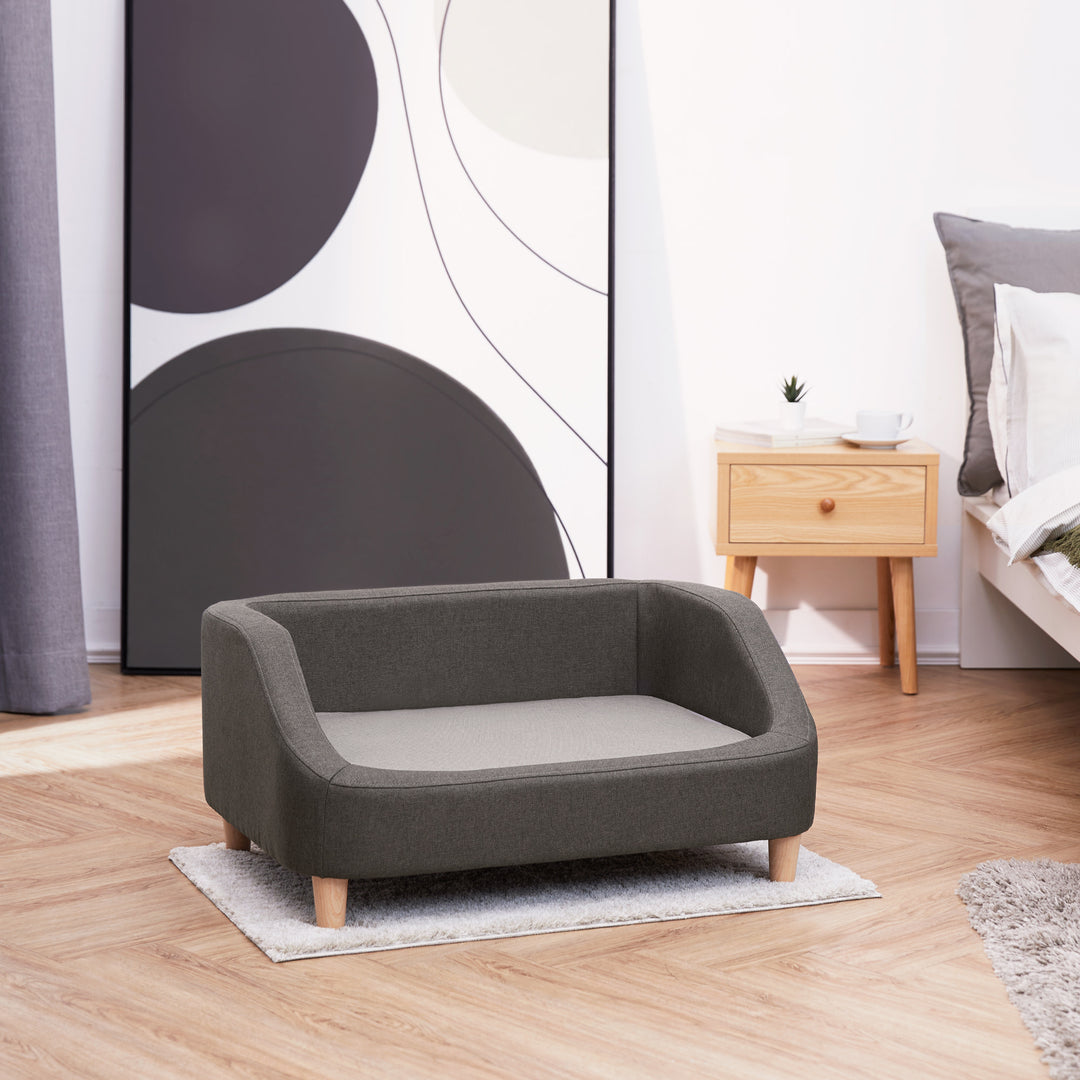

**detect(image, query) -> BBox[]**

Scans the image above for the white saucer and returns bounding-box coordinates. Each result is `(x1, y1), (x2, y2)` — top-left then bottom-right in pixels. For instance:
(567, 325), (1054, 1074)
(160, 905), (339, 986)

(841, 432), (911, 448)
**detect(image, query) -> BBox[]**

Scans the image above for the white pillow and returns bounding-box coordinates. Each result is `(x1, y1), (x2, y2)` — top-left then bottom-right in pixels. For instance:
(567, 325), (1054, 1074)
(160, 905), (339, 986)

(990, 283), (1080, 494)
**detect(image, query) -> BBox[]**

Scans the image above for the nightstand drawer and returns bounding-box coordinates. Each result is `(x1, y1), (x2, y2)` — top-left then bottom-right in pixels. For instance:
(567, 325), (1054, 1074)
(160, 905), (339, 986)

(727, 464), (926, 544)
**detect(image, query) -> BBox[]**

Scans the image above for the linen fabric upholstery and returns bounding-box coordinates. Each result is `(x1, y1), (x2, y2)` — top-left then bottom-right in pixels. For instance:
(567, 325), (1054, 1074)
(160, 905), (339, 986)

(202, 579), (817, 881)
(249, 580), (638, 712)
(934, 212), (1080, 496)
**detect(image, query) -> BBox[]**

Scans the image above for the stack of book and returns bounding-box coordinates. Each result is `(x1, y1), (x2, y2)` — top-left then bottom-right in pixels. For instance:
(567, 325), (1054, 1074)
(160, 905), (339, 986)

(714, 418), (848, 448)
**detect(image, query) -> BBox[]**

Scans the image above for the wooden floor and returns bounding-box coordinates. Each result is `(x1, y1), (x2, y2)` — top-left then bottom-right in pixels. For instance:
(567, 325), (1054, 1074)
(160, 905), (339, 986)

(3, 664), (1079, 1079)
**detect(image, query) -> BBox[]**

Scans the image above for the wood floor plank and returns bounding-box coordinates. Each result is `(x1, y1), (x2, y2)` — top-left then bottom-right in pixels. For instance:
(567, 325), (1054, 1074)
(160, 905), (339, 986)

(716, 952), (1044, 1080)
(2, 663), (1077, 1078)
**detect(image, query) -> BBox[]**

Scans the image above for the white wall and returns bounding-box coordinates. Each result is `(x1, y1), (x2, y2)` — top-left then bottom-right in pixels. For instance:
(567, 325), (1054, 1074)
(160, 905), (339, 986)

(52, 0), (1080, 662)
(613, 0), (1080, 662)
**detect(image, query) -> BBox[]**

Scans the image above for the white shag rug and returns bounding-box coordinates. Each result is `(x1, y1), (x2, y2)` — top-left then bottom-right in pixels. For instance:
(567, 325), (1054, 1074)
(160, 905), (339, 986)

(170, 841), (879, 962)
(958, 859), (1080, 1080)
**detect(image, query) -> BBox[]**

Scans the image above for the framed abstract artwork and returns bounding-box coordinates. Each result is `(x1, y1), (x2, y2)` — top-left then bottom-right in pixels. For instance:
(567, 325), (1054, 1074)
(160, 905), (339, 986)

(122, 0), (614, 671)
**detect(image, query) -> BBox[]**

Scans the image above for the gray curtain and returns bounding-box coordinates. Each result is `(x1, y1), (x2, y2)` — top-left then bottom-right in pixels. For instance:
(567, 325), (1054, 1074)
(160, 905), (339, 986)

(0, 0), (91, 714)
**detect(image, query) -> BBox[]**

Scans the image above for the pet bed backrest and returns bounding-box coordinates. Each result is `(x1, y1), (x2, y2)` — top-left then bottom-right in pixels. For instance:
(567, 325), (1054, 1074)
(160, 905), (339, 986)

(249, 580), (639, 712)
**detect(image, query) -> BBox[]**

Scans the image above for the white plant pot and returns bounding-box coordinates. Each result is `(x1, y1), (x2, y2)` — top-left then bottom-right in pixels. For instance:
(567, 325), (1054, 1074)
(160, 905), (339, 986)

(778, 400), (807, 431)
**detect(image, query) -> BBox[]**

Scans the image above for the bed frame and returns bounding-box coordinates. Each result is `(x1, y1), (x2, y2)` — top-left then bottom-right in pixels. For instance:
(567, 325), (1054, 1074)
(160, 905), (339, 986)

(960, 496), (1080, 667)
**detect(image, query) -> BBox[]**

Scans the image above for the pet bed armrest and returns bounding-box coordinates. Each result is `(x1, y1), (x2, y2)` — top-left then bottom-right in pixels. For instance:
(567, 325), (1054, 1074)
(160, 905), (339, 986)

(636, 581), (815, 742)
(201, 601), (346, 867)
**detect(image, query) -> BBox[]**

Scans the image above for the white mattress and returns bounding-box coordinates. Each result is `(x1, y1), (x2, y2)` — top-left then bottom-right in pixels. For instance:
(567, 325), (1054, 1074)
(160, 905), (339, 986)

(317, 695), (751, 772)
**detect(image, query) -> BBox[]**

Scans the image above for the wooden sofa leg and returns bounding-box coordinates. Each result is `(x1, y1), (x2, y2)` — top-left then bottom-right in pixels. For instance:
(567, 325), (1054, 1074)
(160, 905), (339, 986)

(223, 820), (250, 851)
(768, 835), (801, 881)
(313, 876), (349, 928)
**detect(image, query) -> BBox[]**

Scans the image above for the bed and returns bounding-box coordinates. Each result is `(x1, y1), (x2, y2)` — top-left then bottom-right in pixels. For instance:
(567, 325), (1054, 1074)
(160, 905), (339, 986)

(961, 493), (1080, 667)
(937, 212), (1080, 668)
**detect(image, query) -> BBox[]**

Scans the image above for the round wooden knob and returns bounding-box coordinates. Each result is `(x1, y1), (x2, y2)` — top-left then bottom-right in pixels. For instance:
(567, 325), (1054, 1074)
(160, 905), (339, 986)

(819, 497), (836, 514)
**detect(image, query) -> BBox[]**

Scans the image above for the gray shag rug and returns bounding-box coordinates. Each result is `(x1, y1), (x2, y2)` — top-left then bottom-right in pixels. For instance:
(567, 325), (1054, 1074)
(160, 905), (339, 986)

(958, 859), (1080, 1080)
(170, 841), (879, 962)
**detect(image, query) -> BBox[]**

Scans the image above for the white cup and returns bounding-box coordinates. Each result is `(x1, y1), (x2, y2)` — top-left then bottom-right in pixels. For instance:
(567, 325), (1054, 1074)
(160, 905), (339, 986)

(856, 410), (913, 440)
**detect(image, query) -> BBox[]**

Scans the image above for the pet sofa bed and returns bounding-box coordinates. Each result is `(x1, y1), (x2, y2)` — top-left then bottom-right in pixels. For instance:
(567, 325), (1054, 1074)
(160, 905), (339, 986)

(201, 579), (817, 928)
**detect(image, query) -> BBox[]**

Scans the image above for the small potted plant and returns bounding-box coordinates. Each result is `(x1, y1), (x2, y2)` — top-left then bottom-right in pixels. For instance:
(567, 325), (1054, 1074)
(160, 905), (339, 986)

(779, 375), (807, 431)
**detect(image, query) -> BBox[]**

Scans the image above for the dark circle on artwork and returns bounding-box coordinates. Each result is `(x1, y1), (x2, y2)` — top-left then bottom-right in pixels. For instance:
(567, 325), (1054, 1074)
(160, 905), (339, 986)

(125, 329), (571, 670)
(129, 0), (377, 314)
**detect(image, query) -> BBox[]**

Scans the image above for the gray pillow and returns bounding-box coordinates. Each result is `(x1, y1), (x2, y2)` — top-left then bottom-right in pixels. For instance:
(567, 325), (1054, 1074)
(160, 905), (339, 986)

(934, 212), (1080, 496)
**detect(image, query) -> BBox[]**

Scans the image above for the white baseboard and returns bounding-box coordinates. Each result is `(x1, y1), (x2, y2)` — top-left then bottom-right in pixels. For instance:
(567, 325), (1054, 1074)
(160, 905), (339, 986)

(763, 607), (959, 666)
(85, 604), (120, 664)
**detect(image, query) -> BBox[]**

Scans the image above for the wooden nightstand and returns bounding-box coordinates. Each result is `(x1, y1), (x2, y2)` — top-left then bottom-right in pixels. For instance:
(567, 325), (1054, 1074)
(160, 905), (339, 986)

(715, 438), (939, 694)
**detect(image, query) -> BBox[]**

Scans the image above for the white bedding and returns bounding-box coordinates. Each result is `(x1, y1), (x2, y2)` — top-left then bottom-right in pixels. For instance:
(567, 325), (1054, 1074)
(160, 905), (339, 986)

(1028, 551), (1080, 614)
(987, 464), (1080, 613)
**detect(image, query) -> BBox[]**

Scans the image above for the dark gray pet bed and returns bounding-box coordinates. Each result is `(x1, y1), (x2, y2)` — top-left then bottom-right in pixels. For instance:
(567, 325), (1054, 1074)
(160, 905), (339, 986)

(201, 579), (817, 927)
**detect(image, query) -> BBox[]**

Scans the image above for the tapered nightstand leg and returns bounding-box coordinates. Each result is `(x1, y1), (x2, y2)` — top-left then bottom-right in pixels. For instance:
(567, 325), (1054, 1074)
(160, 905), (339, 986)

(725, 556), (757, 598)
(889, 557), (918, 694)
(876, 557), (896, 667)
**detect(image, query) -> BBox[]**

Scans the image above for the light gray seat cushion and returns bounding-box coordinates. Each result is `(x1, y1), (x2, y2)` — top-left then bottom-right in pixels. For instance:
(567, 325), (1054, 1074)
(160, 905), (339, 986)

(317, 695), (750, 771)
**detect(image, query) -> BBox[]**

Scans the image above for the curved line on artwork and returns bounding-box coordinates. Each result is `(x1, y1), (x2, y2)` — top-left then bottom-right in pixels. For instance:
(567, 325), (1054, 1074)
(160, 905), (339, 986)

(130, 337), (587, 577)
(549, 502), (586, 579)
(437, 0), (607, 297)
(371, 0), (606, 469)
